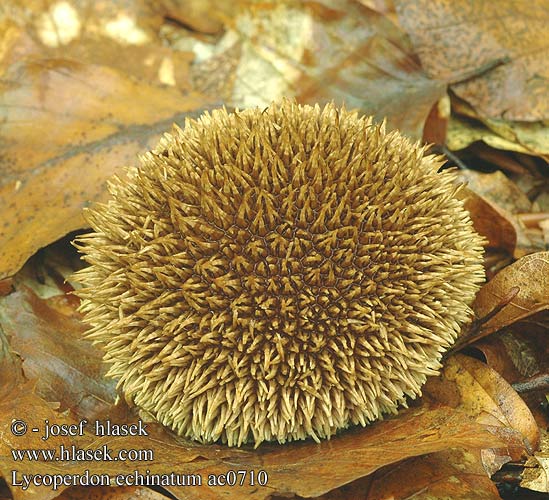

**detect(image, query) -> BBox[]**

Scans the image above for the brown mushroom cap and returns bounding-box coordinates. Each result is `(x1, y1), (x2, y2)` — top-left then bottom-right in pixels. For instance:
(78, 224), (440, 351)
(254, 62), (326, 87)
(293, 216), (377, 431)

(75, 99), (485, 447)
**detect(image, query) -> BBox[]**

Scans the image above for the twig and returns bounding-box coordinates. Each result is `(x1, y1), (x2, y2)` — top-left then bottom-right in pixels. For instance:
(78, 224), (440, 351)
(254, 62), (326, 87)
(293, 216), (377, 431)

(512, 372), (549, 394)
(440, 145), (470, 170)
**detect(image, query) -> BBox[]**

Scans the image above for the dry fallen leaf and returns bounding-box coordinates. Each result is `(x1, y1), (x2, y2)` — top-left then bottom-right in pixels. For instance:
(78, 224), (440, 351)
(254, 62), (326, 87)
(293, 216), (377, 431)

(474, 328), (548, 385)
(424, 355), (539, 466)
(456, 170), (549, 259)
(0, 375), (508, 500)
(470, 252), (549, 341)
(0, 286), (116, 418)
(395, 0), (549, 121)
(1, 2), (547, 499)
(53, 485), (167, 500)
(460, 187), (517, 255)
(359, 448), (501, 500)
(288, 352), (540, 500)
(458, 170), (533, 216)
(191, 0), (446, 138)
(521, 431), (549, 494)
(447, 113), (549, 159)
(0, 58), (212, 280)
(0, 288), (519, 500)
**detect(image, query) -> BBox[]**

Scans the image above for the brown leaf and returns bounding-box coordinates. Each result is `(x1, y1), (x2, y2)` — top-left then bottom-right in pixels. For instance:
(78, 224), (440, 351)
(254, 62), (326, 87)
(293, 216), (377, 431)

(159, 0), (232, 34)
(193, 0), (446, 138)
(3, 0), (162, 50)
(0, 283), (536, 500)
(361, 448), (500, 500)
(422, 94), (450, 144)
(286, 353), (539, 500)
(472, 252), (549, 339)
(474, 327), (548, 386)
(293, 0), (447, 137)
(0, 286), (116, 418)
(0, 58), (213, 280)
(425, 354), (540, 460)
(0, 377), (249, 500)
(0, 399), (503, 500)
(460, 186), (517, 255)
(458, 170), (533, 215)
(395, 0), (548, 121)
(472, 337), (525, 385)
(447, 97), (549, 160)
(457, 171), (549, 259)
(521, 430), (549, 494)
(0, 279), (14, 297)
(54, 485), (167, 500)
(1, 2), (196, 89)
(0, 289), (509, 500)
(212, 408), (505, 500)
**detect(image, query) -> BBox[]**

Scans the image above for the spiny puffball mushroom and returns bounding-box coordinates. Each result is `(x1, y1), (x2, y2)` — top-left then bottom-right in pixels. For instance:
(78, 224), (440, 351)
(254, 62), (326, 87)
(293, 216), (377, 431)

(75, 99), (485, 447)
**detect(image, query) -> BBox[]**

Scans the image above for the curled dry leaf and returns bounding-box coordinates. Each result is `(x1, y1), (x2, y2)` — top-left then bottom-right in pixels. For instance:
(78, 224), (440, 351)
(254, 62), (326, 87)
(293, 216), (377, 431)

(446, 96), (549, 161)
(499, 324), (549, 430)
(470, 252), (549, 341)
(456, 170), (548, 258)
(447, 114), (549, 159)
(472, 337), (525, 385)
(474, 328), (548, 386)
(0, 58), (213, 280)
(395, 0), (549, 121)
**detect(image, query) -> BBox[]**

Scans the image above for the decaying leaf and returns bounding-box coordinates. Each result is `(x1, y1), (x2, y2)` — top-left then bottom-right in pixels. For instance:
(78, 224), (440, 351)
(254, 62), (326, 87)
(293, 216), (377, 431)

(0, 368), (508, 500)
(456, 170), (549, 258)
(191, 0), (446, 138)
(0, 286), (522, 500)
(459, 187), (517, 255)
(458, 170), (533, 216)
(471, 252), (549, 340)
(395, 0), (549, 121)
(0, 1), (547, 498)
(357, 449), (501, 500)
(521, 430), (549, 494)
(425, 355), (539, 463)
(476, 328), (548, 383)
(3, 0), (160, 48)
(447, 114), (549, 159)
(0, 58), (212, 280)
(0, 286), (116, 418)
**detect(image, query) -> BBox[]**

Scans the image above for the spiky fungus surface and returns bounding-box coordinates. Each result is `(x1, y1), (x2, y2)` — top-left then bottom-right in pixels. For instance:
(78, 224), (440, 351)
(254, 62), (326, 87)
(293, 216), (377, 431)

(75, 99), (485, 447)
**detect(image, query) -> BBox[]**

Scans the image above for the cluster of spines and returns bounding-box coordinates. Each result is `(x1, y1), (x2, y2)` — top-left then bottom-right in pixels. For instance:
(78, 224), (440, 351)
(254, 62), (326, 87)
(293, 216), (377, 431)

(75, 99), (485, 446)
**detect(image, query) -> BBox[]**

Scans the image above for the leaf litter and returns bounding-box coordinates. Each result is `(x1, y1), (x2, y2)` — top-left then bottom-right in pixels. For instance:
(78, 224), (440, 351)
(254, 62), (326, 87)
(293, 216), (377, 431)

(0, 0), (548, 498)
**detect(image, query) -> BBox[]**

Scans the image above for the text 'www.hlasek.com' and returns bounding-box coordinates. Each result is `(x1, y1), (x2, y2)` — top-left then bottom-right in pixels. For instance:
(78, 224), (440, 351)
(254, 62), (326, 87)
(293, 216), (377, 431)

(9, 418), (269, 491)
